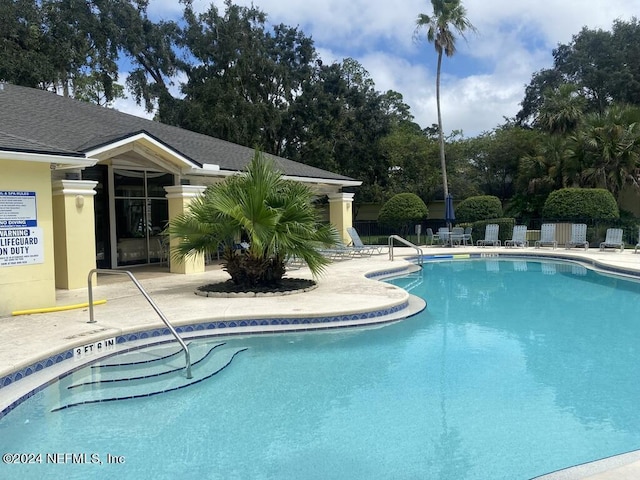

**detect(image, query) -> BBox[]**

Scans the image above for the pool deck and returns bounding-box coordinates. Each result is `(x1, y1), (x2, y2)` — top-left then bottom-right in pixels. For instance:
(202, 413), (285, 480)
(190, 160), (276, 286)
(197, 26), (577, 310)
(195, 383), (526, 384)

(1, 245), (640, 479)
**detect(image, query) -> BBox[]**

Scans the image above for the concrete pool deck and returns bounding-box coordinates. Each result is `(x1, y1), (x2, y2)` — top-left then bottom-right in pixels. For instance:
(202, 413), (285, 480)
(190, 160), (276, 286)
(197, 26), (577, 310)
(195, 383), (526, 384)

(1, 245), (640, 479)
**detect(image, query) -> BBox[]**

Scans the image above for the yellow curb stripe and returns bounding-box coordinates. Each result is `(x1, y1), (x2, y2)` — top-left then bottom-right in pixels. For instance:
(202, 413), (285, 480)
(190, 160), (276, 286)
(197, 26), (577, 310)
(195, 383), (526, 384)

(12, 299), (107, 316)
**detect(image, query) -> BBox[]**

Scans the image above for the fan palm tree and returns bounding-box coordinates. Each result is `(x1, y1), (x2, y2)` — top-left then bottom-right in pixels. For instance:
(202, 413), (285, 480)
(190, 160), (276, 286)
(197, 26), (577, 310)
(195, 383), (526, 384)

(169, 151), (340, 288)
(535, 83), (586, 135)
(568, 104), (640, 199)
(416, 0), (476, 198)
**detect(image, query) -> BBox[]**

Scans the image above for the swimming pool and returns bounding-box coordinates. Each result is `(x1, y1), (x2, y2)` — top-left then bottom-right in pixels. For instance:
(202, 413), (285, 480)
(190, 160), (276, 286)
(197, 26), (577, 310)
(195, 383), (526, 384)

(1, 258), (639, 479)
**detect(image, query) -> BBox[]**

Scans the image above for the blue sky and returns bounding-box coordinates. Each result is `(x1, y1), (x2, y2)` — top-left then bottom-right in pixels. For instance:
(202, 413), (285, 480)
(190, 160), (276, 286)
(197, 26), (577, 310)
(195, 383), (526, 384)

(114, 0), (640, 138)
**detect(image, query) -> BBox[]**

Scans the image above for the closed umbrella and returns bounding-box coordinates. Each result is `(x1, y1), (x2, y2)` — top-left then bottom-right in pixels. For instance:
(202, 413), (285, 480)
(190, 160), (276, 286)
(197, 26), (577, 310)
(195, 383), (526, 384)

(445, 194), (455, 229)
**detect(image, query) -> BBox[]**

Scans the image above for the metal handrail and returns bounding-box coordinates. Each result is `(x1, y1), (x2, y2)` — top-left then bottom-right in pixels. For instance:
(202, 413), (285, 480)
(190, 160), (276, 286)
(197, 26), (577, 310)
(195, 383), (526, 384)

(87, 268), (192, 379)
(388, 235), (424, 264)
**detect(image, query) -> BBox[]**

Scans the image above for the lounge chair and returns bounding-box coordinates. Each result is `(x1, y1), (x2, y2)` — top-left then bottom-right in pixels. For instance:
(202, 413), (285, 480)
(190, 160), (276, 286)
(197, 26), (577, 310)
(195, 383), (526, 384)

(477, 224), (501, 247)
(565, 223), (589, 250)
(346, 227), (386, 254)
(319, 243), (356, 260)
(635, 227), (640, 253)
(535, 223), (557, 249)
(505, 225), (528, 248)
(599, 228), (624, 252)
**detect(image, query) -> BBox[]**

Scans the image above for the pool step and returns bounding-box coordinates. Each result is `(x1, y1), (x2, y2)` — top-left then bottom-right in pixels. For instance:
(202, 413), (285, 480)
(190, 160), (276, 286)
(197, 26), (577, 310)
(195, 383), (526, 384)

(50, 342), (247, 412)
(77, 342), (226, 382)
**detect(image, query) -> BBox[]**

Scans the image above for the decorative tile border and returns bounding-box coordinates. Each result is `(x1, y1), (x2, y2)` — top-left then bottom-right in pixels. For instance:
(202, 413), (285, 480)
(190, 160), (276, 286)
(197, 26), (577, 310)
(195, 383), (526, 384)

(1, 349), (75, 389)
(0, 296), (411, 415)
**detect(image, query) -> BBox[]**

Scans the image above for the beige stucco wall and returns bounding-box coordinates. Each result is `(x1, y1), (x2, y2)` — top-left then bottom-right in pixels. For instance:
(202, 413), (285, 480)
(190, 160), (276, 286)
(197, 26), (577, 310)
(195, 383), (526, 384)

(328, 193), (354, 244)
(0, 160), (56, 315)
(52, 180), (98, 289)
(165, 185), (206, 274)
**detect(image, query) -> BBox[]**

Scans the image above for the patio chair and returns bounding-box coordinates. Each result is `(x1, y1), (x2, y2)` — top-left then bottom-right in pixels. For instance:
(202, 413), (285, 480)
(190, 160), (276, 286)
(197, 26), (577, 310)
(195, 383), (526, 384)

(463, 227), (473, 246)
(450, 227), (465, 246)
(425, 228), (436, 246)
(346, 227), (386, 254)
(599, 228), (624, 252)
(635, 227), (640, 253)
(565, 223), (589, 250)
(535, 223), (557, 249)
(437, 227), (450, 246)
(477, 224), (501, 247)
(505, 225), (528, 248)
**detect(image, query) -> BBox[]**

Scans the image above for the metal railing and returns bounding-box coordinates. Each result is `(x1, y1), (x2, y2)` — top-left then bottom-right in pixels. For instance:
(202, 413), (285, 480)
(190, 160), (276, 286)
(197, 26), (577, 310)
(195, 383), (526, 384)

(388, 235), (424, 264)
(87, 268), (192, 379)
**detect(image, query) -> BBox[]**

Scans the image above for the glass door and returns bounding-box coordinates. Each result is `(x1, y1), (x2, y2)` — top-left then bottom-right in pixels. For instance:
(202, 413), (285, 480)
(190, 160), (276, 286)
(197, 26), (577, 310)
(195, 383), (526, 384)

(114, 169), (172, 266)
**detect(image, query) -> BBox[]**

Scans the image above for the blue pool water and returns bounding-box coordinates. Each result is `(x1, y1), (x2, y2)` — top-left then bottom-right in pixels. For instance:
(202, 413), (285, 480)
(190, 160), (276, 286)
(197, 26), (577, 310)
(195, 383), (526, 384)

(1, 259), (640, 479)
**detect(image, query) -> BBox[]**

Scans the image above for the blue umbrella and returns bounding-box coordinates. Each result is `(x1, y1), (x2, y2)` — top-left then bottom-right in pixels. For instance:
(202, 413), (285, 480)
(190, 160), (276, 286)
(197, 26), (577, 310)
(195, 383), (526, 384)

(445, 194), (455, 227)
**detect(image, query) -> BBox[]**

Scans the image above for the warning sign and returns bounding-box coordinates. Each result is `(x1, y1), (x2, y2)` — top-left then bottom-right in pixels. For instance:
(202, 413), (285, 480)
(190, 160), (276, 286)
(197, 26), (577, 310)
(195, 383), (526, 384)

(0, 227), (44, 266)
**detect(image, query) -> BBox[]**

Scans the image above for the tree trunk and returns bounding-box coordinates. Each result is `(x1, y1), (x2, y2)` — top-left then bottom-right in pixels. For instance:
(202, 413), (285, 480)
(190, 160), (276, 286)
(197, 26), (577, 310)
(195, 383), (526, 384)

(436, 50), (449, 198)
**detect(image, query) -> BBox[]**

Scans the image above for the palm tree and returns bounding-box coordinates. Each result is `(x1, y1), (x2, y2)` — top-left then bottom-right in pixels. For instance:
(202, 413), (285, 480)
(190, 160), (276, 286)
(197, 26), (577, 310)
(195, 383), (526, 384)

(535, 83), (586, 135)
(416, 0), (476, 198)
(169, 151), (340, 288)
(568, 104), (640, 200)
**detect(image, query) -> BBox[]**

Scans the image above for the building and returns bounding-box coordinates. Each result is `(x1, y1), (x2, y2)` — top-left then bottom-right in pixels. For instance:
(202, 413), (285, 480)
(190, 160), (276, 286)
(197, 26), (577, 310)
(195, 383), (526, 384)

(0, 83), (360, 316)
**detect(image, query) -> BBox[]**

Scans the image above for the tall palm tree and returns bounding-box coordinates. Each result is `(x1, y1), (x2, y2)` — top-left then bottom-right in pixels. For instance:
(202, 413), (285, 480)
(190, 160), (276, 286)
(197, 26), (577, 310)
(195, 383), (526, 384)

(416, 0), (476, 198)
(169, 151), (340, 288)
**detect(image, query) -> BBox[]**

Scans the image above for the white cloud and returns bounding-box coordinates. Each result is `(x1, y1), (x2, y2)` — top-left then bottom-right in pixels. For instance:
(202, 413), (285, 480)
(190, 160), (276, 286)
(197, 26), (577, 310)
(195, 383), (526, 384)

(137, 0), (640, 137)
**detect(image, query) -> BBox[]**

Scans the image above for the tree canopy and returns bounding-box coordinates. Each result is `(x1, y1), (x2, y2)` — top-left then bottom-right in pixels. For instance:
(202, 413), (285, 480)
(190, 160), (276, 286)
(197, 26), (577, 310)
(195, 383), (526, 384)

(2, 2), (639, 219)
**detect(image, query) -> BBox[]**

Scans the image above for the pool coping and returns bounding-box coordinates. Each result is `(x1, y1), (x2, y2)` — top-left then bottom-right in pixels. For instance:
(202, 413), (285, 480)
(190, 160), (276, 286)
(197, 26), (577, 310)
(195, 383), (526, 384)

(0, 260), (426, 418)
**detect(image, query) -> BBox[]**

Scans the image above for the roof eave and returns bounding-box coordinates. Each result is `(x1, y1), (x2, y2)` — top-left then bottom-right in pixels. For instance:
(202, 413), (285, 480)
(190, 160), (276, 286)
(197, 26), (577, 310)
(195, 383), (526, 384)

(184, 167), (362, 187)
(0, 149), (96, 169)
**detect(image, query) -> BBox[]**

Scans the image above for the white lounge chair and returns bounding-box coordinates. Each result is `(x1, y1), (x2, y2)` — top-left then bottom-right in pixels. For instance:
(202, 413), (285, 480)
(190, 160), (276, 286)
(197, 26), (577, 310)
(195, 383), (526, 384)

(599, 228), (624, 252)
(505, 225), (528, 248)
(477, 224), (501, 247)
(346, 227), (386, 254)
(635, 227), (640, 253)
(319, 243), (356, 260)
(565, 223), (589, 250)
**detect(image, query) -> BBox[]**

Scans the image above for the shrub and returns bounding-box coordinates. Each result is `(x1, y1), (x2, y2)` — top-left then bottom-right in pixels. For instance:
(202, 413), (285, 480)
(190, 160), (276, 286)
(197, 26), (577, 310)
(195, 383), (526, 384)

(456, 195), (503, 223)
(378, 193), (428, 233)
(542, 188), (619, 220)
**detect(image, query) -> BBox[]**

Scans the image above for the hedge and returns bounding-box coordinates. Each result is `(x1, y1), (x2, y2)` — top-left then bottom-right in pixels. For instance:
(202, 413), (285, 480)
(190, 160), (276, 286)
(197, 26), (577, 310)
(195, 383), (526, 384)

(378, 193), (428, 231)
(456, 195), (503, 223)
(542, 188), (619, 220)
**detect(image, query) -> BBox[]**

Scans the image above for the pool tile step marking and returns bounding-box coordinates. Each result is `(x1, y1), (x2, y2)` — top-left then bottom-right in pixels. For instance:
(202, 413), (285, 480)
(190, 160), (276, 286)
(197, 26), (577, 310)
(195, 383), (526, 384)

(50, 342), (247, 412)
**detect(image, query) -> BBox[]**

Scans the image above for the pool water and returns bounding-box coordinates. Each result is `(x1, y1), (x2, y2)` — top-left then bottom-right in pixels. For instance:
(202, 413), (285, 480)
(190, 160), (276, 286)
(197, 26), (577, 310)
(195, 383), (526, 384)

(1, 259), (640, 479)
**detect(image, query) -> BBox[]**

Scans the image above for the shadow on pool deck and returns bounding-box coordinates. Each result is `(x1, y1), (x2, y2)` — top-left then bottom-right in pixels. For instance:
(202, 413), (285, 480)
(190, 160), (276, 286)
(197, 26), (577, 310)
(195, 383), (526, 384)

(1, 246), (640, 479)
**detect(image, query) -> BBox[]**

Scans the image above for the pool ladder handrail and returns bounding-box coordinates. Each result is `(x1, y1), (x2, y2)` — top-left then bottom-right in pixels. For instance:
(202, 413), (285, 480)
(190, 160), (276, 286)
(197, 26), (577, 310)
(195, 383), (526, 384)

(388, 235), (424, 264)
(86, 268), (192, 379)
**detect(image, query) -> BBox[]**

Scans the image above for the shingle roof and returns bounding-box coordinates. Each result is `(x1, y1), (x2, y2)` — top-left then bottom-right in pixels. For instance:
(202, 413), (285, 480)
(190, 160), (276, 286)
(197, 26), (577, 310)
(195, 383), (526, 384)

(0, 83), (357, 184)
(0, 130), (84, 156)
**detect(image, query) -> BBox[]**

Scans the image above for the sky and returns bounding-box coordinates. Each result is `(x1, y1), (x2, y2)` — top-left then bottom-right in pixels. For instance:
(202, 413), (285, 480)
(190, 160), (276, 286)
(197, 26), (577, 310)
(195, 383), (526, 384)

(113, 0), (640, 138)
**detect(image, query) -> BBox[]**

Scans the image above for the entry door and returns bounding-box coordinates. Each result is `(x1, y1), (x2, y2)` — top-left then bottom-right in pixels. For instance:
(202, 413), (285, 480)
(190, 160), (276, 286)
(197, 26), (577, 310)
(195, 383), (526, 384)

(113, 169), (172, 266)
